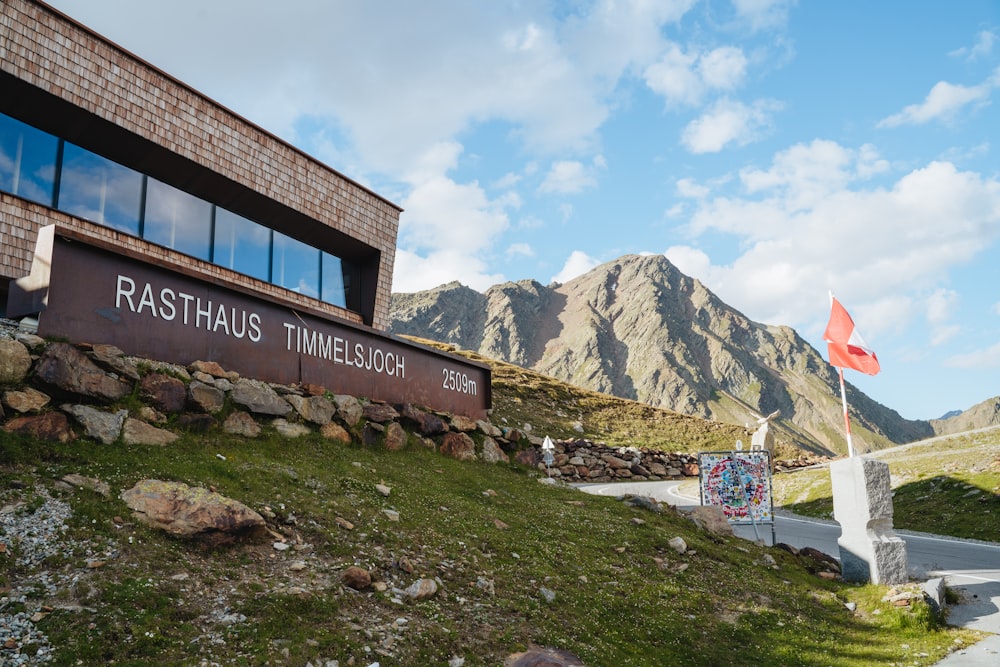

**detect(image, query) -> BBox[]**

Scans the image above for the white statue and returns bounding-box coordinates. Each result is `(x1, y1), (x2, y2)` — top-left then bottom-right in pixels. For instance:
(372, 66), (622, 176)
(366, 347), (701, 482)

(750, 409), (780, 469)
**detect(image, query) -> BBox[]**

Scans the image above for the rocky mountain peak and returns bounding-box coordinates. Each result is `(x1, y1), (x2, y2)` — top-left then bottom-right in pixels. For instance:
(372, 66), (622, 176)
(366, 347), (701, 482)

(390, 254), (937, 455)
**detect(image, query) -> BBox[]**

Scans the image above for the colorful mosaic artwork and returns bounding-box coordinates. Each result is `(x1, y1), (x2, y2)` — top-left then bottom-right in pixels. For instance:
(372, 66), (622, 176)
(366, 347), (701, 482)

(698, 451), (773, 524)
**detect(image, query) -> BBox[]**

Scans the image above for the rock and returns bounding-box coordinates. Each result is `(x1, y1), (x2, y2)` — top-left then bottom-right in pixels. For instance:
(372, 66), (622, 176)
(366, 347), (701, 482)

(335, 517), (354, 530)
(320, 422), (352, 443)
(383, 422), (408, 451)
(230, 379), (292, 416)
(669, 536), (688, 554)
(690, 505), (734, 536)
(375, 483), (392, 497)
(3, 387), (51, 413)
(176, 413), (216, 432)
(398, 404), (447, 435)
(223, 411), (261, 437)
(120, 479), (267, 542)
(34, 342), (130, 402)
(477, 420), (503, 437)
(3, 412), (76, 443)
(273, 419), (311, 438)
(138, 405), (166, 424)
(61, 474), (111, 497)
(137, 372), (187, 413)
(404, 578), (438, 600)
(450, 414), (477, 432)
(285, 394), (336, 425)
(188, 381), (225, 413)
(62, 404), (127, 444)
(539, 587), (556, 603)
(0, 338), (32, 384)
(334, 395), (363, 426)
(682, 463), (699, 476)
(799, 547), (841, 573)
(122, 418), (179, 446)
(480, 437), (509, 463)
(922, 577), (946, 614)
(363, 422), (384, 446)
(440, 432), (477, 461)
(382, 509), (400, 522)
(363, 402), (399, 423)
(504, 648), (585, 667)
(188, 360), (231, 379)
(341, 566), (372, 590)
(88, 344), (140, 381)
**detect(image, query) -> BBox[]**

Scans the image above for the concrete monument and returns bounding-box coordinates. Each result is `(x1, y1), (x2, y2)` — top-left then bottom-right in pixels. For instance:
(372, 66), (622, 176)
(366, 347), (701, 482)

(830, 456), (908, 584)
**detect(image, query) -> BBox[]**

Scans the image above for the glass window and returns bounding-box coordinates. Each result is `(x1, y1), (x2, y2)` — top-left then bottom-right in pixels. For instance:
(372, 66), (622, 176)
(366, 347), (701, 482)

(58, 142), (143, 234)
(143, 177), (212, 260)
(273, 231), (319, 298)
(321, 252), (350, 308)
(213, 207), (271, 282)
(0, 113), (58, 206)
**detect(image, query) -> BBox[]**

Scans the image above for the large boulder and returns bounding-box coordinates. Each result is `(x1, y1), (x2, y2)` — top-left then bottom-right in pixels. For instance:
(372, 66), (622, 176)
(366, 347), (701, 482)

(63, 404), (128, 444)
(121, 479), (267, 543)
(123, 418), (179, 446)
(0, 339), (32, 385)
(33, 343), (130, 402)
(139, 373), (187, 414)
(3, 412), (75, 443)
(187, 380), (225, 414)
(230, 379), (291, 416)
(440, 432), (477, 461)
(285, 394), (335, 425)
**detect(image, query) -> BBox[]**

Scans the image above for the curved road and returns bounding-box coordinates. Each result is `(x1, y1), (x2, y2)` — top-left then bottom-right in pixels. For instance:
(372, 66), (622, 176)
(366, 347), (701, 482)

(577, 479), (1000, 640)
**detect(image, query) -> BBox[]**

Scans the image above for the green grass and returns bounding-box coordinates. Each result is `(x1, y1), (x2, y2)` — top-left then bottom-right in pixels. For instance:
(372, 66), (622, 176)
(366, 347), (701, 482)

(775, 429), (1000, 542)
(0, 426), (982, 666)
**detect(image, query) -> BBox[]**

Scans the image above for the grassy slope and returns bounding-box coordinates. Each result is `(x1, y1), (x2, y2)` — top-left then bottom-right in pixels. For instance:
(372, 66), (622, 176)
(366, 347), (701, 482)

(0, 430), (981, 666)
(774, 428), (1000, 542)
(0, 340), (990, 665)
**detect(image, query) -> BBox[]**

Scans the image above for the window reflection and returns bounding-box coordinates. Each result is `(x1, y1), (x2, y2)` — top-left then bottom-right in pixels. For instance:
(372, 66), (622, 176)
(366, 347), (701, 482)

(59, 143), (142, 235)
(322, 252), (348, 308)
(273, 231), (319, 298)
(213, 208), (271, 282)
(0, 114), (57, 206)
(144, 178), (212, 260)
(1, 111), (358, 314)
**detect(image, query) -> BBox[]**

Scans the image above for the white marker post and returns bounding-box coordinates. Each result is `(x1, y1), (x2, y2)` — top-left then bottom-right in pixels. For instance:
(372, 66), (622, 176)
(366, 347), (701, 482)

(541, 435), (555, 476)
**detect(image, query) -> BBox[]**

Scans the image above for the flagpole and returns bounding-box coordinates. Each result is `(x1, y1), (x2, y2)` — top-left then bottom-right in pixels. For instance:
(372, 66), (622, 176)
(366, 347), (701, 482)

(837, 367), (856, 458)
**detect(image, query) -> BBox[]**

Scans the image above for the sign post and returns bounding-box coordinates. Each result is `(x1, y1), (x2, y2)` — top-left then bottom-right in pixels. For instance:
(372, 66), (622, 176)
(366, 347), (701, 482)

(698, 448), (775, 545)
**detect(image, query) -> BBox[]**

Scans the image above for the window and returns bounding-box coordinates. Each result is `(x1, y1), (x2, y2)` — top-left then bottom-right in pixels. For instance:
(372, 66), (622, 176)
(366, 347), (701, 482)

(273, 231), (319, 298)
(213, 208), (271, 282)
(1, 111), (365, 316)
(0, 114), (58, 206)
(58, 142), (143, 235)
(143, 177), (212, 260)
(322, 252), (349, 308)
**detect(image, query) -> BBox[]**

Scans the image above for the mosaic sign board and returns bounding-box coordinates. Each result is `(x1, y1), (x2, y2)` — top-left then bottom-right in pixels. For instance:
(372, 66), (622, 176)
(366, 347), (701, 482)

(698, 451), (773, 525)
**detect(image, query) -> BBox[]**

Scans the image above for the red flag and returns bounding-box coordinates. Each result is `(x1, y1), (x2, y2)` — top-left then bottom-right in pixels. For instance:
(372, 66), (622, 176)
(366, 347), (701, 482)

(823, 297), (880, 375)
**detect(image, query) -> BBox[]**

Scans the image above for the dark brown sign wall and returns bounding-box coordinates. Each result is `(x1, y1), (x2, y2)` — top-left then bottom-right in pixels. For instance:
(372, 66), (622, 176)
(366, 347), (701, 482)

(38, 235), (491, 419)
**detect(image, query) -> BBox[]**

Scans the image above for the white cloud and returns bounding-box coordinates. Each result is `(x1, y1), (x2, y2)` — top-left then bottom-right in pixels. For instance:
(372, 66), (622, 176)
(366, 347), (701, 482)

(644, 45), (748, 107)
(877, 71), (998, 128)
(676, 178), (710, 199)
(539, 160), (598, 194)
(393, 174), (512, 292)
(950, 29), (997, 61)
(551, 250), (601, 284)
(945, 342), (1000, 369)
(732, 0), (794, 32)
(505, 243), (534, 259)
(664, 246), (713, 281)
(679, 148), (1000, 335)
(680, 98), (781, 153)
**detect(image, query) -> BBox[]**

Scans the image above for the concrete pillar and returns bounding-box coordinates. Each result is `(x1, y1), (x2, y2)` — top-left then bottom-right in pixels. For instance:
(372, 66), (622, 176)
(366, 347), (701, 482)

(830, 456), (908, 584)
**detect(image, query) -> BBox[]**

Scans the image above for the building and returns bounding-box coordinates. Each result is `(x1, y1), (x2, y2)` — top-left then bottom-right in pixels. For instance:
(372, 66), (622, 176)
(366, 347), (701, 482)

(0, 0), (490, 417)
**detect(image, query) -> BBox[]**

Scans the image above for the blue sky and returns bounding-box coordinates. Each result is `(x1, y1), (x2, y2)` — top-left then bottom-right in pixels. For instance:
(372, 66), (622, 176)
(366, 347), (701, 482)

(47, 0), (1000, 421)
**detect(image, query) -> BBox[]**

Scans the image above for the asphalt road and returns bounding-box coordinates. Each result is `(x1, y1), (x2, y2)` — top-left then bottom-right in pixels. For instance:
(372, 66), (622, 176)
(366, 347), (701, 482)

(577, 479), (1000, 641)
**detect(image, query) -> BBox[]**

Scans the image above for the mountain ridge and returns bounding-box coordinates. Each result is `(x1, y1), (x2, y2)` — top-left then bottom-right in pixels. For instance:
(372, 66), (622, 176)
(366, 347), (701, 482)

(390, 254), (995, 455)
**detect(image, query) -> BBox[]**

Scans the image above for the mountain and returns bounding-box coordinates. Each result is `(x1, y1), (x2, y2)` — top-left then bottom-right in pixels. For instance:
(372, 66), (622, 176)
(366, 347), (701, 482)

(930, 396), (1000, 436)
(390, 254), (934, 455)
